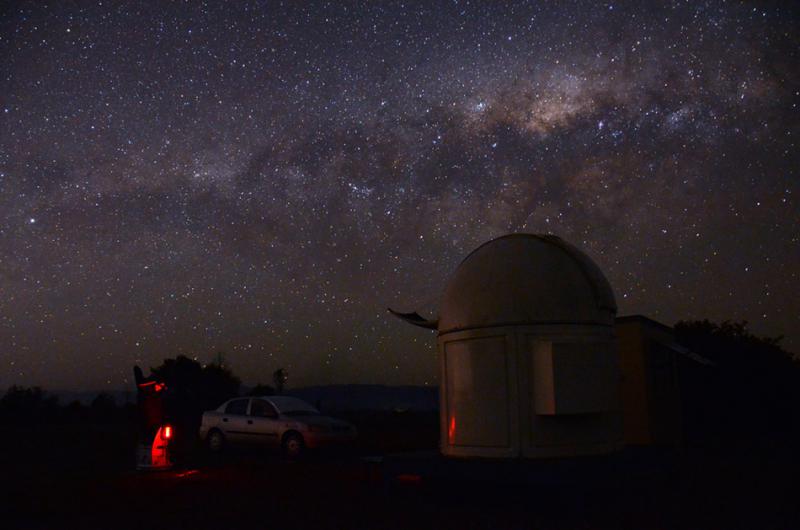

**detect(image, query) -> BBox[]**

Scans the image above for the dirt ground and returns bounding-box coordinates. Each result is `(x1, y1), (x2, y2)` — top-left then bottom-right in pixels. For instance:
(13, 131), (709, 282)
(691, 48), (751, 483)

(1, 417), (797, 529)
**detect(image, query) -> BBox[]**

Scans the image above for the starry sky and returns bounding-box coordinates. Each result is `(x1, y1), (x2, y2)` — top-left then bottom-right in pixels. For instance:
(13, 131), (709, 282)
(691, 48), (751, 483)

(1, 1), (798, 392)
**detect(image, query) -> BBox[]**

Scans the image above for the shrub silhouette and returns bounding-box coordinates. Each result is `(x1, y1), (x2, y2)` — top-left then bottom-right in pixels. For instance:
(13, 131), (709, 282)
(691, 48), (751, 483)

(675, 320), (800, 449)
(0, 386), (59, 422)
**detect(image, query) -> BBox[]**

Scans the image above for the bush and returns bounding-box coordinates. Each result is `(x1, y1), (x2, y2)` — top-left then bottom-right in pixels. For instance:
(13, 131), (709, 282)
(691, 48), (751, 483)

(0, 386), (59, 422)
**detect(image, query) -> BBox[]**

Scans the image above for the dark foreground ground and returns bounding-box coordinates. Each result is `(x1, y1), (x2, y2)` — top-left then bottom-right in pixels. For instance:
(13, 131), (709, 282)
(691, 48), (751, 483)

(1, 413), (798, 530)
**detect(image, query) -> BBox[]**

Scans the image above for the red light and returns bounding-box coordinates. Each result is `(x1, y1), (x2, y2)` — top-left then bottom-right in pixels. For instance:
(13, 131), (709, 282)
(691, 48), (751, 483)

(162, 425), (172, 440)
(137, 380), (166, 392)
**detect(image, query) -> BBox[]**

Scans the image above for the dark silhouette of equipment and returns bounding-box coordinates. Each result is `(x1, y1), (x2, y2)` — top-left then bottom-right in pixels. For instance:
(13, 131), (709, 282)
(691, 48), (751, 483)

(133, 365), (173, 470)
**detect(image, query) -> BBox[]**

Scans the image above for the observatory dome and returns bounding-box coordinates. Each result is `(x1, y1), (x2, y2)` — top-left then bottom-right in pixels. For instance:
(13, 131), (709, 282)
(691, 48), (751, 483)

(438, 234), (617, 334)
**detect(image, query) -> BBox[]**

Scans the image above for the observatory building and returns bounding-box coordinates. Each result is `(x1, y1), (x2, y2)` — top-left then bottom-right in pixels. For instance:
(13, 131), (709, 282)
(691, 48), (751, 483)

(392, 234), (623, 459)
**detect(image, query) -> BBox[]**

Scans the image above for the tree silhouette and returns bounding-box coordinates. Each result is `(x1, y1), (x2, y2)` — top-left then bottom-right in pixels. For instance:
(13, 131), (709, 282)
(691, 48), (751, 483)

(248, 383), (275, 396)
(0, 386), (58, 422)
(90, 392), (117, 421)
(273, 368), (288, 394)
(675, 319), (800, 449)
(150, 355), (240, 414)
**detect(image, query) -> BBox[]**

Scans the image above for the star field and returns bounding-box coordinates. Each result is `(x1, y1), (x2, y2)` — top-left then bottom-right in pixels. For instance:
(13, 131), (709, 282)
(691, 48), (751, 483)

(1, 1), (798, 391)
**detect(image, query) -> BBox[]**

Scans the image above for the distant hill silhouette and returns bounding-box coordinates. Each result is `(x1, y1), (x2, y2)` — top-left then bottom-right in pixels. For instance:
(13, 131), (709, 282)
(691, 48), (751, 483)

(47, 384), (439, 412)
(278, 384), (439, 412)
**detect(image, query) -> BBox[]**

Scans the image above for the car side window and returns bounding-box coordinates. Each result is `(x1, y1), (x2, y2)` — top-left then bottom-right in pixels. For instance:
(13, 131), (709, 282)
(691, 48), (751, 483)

(225, 398), (249, 416)
(249, 399), (278, 418)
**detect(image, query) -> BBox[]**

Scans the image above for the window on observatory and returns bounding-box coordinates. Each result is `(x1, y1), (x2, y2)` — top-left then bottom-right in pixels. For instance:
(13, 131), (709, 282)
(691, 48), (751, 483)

(444, 336), (510, 448)
(532, 340), (615, 415)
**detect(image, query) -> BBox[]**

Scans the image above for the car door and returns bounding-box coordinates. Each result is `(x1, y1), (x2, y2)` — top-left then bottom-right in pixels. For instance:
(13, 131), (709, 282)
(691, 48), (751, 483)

(220, 398), (251, 443)
(244, 398), (281, 446)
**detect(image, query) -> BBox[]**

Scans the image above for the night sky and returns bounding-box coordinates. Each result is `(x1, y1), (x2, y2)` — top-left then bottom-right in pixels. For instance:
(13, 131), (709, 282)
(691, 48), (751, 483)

(1, 1), (798, 392)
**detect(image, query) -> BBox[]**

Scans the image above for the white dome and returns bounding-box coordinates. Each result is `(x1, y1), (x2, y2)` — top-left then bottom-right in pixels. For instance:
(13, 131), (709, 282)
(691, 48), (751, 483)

(438, 234), (616, 334)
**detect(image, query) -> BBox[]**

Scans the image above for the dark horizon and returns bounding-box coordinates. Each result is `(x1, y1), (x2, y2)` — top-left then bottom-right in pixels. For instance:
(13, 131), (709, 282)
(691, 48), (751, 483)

(1, 1), (798, 391)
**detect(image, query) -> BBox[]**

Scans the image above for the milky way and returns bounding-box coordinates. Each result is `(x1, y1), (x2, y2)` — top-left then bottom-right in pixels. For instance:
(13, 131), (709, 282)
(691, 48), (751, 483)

(1, 1), (798, 391)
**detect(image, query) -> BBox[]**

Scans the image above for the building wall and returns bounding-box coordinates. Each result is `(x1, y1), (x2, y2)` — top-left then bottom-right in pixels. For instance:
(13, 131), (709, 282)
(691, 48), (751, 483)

(616, 320), (652, 445)
(439, 324), (621, 459)
(615, 318), (683, 447)
(645, 340), (682, 446)
(435, 316), (685, 457)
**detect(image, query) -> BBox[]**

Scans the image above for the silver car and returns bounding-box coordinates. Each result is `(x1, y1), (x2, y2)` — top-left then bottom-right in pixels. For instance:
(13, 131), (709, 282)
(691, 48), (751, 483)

(199, 396), (357, 458)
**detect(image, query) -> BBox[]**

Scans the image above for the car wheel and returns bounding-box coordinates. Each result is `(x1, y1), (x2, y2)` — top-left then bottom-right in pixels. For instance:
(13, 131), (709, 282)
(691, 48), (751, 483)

(282, 432), (305, 459)
(207, 429), (225, 453)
